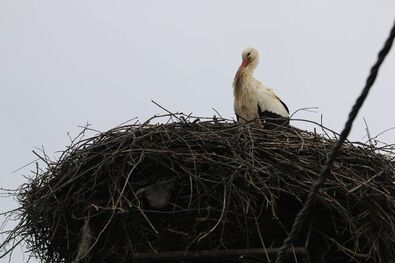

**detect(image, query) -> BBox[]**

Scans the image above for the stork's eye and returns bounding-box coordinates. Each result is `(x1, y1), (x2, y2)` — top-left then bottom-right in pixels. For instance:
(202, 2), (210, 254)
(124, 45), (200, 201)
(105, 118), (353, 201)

(247, 52), (251, 60)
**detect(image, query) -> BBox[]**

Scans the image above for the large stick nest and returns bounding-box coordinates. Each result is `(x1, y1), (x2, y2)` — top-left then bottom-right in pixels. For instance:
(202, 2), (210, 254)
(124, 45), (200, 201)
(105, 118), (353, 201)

(6, 115), (395, 262)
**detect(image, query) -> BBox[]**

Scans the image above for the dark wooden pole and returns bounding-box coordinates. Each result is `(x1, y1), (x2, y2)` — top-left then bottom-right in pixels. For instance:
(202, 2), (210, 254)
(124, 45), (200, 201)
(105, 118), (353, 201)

(132, 247), (306, 261)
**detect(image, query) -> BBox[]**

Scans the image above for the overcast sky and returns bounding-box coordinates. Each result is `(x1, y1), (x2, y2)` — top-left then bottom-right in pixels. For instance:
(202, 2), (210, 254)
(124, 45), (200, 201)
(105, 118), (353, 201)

(1, 1), (394, 262)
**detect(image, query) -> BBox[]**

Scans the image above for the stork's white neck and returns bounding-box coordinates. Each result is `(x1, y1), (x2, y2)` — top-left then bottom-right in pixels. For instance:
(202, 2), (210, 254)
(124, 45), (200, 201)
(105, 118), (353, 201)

(233, 68), (256, 100)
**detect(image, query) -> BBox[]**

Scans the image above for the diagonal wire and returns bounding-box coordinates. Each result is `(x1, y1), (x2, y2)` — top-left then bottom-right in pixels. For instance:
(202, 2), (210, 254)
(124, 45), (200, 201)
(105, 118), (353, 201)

(275, 19), (395, 263)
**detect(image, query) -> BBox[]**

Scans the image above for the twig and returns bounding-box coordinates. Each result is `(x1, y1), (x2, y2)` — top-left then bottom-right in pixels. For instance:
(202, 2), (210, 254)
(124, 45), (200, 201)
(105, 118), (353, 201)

(151, 100), (185, 123)
(197, 184), (227, 242)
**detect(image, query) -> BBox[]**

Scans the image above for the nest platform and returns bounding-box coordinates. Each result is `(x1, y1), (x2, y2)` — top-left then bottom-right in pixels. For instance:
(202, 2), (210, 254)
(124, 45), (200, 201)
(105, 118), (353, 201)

(6, 115), (395, 263)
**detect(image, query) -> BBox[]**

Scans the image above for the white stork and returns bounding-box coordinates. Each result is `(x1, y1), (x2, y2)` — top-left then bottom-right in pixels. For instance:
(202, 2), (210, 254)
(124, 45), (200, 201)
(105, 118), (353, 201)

(233, 47), (289, 127)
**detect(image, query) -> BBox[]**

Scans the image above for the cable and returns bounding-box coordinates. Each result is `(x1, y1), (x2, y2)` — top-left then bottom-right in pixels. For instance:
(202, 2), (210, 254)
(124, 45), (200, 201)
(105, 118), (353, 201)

(275, 19), (395, 263)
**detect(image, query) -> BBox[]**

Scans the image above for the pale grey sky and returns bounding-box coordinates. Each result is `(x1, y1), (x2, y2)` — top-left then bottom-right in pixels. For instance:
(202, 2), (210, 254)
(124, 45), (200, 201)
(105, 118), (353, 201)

(1, 1), (394, 262)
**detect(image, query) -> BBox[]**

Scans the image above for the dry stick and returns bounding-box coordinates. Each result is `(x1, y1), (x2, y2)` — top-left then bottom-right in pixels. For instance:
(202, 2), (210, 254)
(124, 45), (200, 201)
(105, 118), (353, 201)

(197, 183), (227, 242)
(275, 19), (395, 263)
(253, 213), (271, 262)
(291, 118), (342, 139)
(151, 100), (185, 123)
(348, 170), (385, 193)
(363, 117), (375, 147)
(0, 238), (24, 260)
(289, 107), (319, 119)
(32, 150), (51, 168)
(10, 158), (40, 174)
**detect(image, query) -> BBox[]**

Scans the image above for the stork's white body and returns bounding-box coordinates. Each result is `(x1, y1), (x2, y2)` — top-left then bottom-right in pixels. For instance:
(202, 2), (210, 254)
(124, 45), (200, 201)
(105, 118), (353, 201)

(233, 48), (289, 127)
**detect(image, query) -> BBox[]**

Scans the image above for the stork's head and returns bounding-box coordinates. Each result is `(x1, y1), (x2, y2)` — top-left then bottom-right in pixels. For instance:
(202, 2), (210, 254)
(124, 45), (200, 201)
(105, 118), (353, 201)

(234, 47), (260, 82)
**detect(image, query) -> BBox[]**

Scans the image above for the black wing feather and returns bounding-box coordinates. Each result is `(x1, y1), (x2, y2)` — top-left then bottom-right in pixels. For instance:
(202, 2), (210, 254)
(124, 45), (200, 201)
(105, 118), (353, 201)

(257, 103), (289, 126)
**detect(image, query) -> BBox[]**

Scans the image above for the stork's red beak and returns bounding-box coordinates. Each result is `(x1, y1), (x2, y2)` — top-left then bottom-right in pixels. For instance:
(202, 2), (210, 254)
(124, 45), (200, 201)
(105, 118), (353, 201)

(239, 59), (249, 69)
(235, 59), (249, 82)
